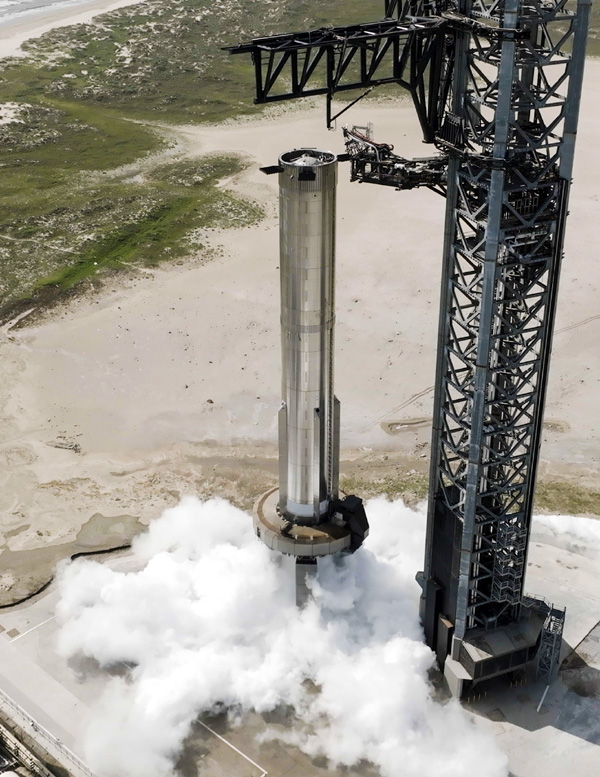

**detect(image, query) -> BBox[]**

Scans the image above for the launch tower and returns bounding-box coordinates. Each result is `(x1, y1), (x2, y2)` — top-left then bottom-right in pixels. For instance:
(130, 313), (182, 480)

(228, 0), (589, 693)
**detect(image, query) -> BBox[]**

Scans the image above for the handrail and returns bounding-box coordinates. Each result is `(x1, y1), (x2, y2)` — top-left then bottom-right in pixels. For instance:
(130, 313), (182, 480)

(0, 717), (55, 777)
(0, 685), (96, 777)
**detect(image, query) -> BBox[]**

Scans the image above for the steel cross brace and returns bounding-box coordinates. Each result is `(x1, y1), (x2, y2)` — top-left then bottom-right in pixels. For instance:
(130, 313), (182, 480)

(224, 0), (591, 685)
(223, 14), (450, 141)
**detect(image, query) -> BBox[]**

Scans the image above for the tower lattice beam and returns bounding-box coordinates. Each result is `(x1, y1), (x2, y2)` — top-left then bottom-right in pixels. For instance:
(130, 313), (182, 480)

(225, 0), (590, 695)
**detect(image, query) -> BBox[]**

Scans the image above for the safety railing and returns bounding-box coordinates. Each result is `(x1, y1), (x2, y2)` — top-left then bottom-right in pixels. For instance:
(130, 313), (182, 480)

(0, 685), (96, 777)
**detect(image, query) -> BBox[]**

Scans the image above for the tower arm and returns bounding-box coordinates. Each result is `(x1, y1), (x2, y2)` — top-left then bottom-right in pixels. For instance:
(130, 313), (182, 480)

(224, 16), (450, 140)
(343, 125), (448, 194)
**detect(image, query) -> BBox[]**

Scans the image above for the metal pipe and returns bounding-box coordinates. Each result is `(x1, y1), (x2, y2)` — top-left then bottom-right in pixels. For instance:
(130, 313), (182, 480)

(278, 149), (339, 524)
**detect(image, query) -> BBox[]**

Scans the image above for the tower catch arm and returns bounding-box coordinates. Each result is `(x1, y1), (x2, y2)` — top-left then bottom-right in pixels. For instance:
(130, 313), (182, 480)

(343, 125), (448, 193)
(224, 15), (449, 139)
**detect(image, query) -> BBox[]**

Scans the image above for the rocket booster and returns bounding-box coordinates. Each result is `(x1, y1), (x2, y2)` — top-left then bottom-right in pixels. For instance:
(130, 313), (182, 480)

(277, 149), (340, 525)
(251, 147), (368, 603)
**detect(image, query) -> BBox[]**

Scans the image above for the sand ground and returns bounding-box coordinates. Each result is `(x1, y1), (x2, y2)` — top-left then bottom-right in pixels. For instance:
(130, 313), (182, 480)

(0, 19), (599, 602)
(0, 0), (142, 59)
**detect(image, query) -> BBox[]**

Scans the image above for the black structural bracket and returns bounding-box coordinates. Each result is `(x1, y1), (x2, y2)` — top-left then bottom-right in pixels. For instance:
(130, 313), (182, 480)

(331, 495), (370, 553)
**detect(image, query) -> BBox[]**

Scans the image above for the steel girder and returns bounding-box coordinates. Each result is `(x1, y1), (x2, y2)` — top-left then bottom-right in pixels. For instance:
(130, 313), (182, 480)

(224, 5), (450, 140)
(225, 0), (590, 671)
(424, 0), (590, 643)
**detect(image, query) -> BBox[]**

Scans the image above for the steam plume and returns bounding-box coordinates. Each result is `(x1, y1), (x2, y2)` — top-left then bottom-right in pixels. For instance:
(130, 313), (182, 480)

(56, 496), (509, 777)
(533, 512), (600, 558)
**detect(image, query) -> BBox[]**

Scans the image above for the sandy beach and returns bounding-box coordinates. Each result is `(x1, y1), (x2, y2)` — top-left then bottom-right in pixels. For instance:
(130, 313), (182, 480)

(0, 0), (598, 602)
(0, 0), (142, 58)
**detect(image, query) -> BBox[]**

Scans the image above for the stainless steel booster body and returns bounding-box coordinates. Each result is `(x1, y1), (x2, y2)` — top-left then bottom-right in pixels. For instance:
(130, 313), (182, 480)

(277, 150), (340, 524)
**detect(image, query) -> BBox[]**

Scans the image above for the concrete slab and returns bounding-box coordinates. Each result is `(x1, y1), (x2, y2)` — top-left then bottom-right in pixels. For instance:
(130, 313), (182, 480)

(0, 540), (597, 777)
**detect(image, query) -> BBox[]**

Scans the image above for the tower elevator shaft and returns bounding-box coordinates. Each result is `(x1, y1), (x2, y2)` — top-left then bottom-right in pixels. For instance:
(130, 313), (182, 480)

(419, 0), (589, 694)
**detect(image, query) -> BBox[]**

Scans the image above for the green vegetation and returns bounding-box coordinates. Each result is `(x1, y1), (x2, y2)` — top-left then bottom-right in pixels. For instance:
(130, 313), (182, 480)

(340, 469), (600, 516)
(0, 0), (384, 315)
(34, 158), (262, 292)
(0, 143), (262, 308)
(588, 2), (600, 56)
(340, 471), (430, 507)
(5, 0), (595, 125)
(0, 0), (597, 315)
(534, 479), (600, 516)
(13, 0), (383, 123)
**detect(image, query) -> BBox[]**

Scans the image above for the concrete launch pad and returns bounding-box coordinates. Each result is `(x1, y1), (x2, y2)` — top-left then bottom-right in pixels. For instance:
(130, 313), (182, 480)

(0, 529), (598, 777)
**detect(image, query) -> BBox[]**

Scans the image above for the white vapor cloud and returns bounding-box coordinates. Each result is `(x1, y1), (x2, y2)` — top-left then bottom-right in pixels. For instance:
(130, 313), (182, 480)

(532, 512), (600, 558)
(56, 496), (508, 777)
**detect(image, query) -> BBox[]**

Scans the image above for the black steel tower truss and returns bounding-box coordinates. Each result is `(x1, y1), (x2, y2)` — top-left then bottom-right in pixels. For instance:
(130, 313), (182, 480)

(226, 0), (589, 694)
(225, 3), (450, 138)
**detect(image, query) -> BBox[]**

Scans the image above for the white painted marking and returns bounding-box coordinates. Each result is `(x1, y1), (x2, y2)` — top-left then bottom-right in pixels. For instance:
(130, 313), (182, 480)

(11, 615), (55, 642)
(537, 683), (550, 713)
(198, 720), (268, 777)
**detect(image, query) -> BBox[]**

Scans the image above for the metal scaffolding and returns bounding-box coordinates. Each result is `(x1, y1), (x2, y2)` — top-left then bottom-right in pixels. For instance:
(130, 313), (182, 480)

(423, 0), (590, 652)
(226, 0), (589, 693)
(523, 594), (566, 680)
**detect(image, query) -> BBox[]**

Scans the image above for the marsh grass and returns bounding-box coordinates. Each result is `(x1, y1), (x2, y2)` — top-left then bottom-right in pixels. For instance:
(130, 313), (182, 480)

(32, 157), (263, 293)
(0, 150), (262, 311)
(340, 471), (430, 507)
(534, 480), (600, 516)
(341, 469), (600, 516)
(1, 0), (598, 314)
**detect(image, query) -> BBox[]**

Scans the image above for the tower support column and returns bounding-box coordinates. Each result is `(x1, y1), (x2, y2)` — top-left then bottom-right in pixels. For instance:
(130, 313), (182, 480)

(420, 0), (590, 692)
